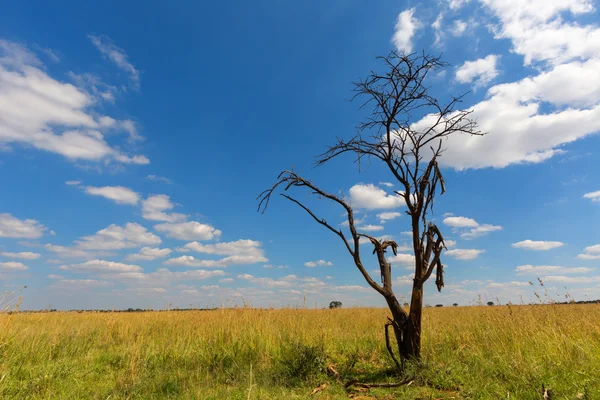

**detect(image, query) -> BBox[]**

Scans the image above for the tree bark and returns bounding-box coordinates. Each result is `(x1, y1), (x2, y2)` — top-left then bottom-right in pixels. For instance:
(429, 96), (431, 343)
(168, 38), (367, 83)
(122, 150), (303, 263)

(403, 281), (423, 359)
(384, 294), (407, 362)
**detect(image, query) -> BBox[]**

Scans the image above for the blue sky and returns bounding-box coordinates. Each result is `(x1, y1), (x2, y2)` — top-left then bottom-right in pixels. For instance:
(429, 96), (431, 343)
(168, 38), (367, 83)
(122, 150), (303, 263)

(1, 0), (600, 310)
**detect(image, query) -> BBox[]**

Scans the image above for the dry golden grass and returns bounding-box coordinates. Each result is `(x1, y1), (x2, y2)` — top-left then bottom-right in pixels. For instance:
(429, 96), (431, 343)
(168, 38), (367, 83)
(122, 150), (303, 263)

(1, 303), (599, 399)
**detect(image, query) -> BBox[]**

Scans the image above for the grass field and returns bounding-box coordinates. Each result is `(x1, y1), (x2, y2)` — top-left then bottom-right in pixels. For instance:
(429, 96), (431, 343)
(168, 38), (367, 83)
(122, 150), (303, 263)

(1, 302), (599, 399)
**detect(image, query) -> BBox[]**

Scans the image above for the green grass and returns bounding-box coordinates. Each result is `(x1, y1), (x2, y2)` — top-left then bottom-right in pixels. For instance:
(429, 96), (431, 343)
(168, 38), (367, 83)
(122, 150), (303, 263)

(1, 304), (599, 399)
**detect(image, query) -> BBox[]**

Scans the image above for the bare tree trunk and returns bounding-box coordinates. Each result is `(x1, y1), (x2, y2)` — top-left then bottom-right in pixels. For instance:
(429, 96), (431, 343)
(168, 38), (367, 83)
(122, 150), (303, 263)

(403, 282), (423, 359)
(384, 294), (407, 362)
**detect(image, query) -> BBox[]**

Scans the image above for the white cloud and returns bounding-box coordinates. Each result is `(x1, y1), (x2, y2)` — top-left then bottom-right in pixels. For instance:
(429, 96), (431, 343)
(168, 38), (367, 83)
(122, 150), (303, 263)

(84, 186), (140, 205)
(426, 2), (600, 170)
(126, 247), (172, 261)
(461, 224), (502, 239)
(126, 287), (167, 295)
(146, 175), (172, 184)
(0, 40), (149, 165)
(541, 275), (600, 284)
(332, 285), (372, 293)
(65, 180), (81, 186)
(451, 20), (468, 36)
(112, 268), (226, 283)
(445, 240), (457, 248)
(432, 13), (445, 46)
(51, 278), (113, 288)
(479, 0), (596, 65)
(577, 244), (600, 259)
(264, 264), (288, 269)
(392, 8), (421, 53)
(357, 224), (384, 232)
(511, 240), (564, 250)
(443, 216), (501, 238)
(455, 55), (500, 87)
(1, 251), (41, 260)
(154, 221), (221, 241)
(449, 0), (470, 10)
(379, 182), (394, 188)
(377, 212), (402, 223)
(388, 253), (415, 266)
(443, 216), (479, 228)
(515, 265), (592, 275)
(88, 35), (140, 88)
(76, 222), (161, 250)
(164, 254), (267, 268)
(44, 244), (95, 259)
(177, 239), (264, 257)
(583, 190), (600, 202)
(141, 194), (187, 222)
(0, 261), (29, 271)
(304, 260), (333, 267)
(61, 259), (142, 273)
(486, 281), (530, 288)
(349, 184), (404, 209)
(0, 213), (47, 238)
(446, 248), (484, 260)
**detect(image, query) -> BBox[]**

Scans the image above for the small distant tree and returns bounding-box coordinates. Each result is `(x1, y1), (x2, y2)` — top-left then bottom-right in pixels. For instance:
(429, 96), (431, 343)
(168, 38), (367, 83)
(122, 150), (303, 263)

(435, 304), (443, 307)
(453, 303), (458, 307)
(329, 301), (343, 309)
(259, 52), (481, 369)
(487, 301), (494, 306)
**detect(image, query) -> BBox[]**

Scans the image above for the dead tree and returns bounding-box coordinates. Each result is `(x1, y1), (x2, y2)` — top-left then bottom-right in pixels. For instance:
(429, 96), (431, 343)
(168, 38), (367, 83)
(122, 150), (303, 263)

(258, 51), (482, 368)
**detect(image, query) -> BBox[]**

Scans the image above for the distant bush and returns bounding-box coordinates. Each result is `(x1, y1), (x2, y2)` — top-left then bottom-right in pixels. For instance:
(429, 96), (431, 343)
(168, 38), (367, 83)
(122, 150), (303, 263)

(329, 301), (342, 309)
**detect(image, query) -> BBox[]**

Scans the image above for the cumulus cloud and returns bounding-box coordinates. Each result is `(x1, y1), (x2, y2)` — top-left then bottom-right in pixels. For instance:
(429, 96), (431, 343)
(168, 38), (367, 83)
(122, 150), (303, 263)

(515, 265), (592, 275)
(349, 184), (404, 209)
(577, 244), (600, 260)
(443, 216), (479, 228)
(1, 251), (41, 260)
(84, 186), (140, 205)
(392, 8), (421, 53)
(76, 222), (161, 250)
(541, 275), (600, 283)
(446, 248), (484, 260)
(88, 35), (140, 88)
(0, 261), (29, 271)
(44, 244), (96, 259)
(427, 1), (600, 169)
(377, 212), (402, 223)
(388, 253), (415, 266)
(177, 240), (265, 258)
(455, 55), (500, 87)
(357, 224), (384, 232)
(141, 194), (187, 222)
(154, 221), (221, 241)
(304, 260), (333, 267)
(60, 259), (142, 273)
(443, 216), (502, 238)
(486, 281), (530, 288)
(164, 254), (267, 268)
(114, 268), (226, 284)
(0, 213), (47, 238)
(126, 247), (172, 261)
(512, 240), (564, 251)
(0, 40), (148, 165)
(583, 190), (600, 202)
